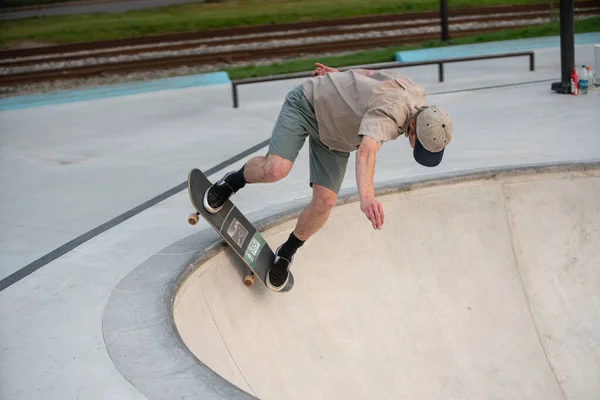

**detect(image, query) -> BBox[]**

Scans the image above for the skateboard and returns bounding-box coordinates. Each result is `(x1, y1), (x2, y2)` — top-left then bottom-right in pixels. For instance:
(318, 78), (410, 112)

(187, 168), (293, 291)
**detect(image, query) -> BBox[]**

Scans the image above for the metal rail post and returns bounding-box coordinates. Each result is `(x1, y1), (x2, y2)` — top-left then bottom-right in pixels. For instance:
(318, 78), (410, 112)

(232, 82), (239, 108)
(440, 0), (449, 42)
(530, 53), (535, 71)
(551, 0), (575, 93)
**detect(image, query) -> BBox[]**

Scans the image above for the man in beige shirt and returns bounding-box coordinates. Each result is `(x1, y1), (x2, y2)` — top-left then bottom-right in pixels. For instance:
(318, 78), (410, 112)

(202, 62), (453, 291)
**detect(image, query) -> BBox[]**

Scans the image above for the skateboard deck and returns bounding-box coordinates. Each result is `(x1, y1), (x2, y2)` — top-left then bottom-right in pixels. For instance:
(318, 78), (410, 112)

(187, 168), (293, 291)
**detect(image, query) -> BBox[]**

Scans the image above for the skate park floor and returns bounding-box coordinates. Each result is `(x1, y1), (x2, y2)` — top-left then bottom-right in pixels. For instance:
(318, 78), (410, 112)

(1, 41), (599, 399)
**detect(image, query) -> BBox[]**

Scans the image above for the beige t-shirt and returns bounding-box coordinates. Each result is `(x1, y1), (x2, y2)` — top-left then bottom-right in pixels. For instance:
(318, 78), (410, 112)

(302, 69), (426, 152)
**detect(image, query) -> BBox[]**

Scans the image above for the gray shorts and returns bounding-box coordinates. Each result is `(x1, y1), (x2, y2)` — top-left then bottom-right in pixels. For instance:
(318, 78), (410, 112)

(268, 85), (350, 194)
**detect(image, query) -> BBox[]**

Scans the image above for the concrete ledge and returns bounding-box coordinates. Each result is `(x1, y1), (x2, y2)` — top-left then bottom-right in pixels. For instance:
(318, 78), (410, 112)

(102, 160), (600, 399)
(102, 228), (255, 399)
(395, 33), (600, 62)
(0, 71), (230, 111)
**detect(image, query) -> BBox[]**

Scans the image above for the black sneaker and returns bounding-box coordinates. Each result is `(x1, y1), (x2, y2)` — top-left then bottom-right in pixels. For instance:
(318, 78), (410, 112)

(266, 246), (293, 291)
(203, 172), (235, 213)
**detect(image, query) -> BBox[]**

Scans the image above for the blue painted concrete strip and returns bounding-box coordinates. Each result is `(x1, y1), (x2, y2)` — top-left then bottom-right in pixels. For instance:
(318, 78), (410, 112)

(395, 33), (600, 62)
(0, 71), (231, 111)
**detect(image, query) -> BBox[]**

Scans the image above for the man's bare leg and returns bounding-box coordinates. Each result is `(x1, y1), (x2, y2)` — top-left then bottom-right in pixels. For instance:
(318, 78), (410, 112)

(276, 184), (337, 258)
(242, 154), (293, 184)
(267, 184), (337, 291)
(238, 157), (336, 242)
(204, 154), (293, 213)
(293, 184), (337, 241)
(239, 155), (336, 241)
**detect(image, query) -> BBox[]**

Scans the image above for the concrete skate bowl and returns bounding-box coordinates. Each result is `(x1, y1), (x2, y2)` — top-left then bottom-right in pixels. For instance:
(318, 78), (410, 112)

(173, 164), (600, 400)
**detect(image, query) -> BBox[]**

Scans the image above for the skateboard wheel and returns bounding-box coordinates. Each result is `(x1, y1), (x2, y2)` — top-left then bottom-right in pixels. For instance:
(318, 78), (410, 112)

(243, 274), (255, 287)
(188, 213), (199, 225)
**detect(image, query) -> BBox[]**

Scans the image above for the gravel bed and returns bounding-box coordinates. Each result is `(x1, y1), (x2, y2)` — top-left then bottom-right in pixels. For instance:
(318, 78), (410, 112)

(0, 50), (361, 98)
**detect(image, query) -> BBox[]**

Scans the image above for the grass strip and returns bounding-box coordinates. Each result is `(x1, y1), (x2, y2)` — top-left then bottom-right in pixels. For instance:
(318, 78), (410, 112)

(1, 0), (552, 47)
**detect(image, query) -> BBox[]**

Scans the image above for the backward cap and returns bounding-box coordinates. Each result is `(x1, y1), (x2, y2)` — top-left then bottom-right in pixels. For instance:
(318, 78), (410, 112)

(416, 105), (453, 153)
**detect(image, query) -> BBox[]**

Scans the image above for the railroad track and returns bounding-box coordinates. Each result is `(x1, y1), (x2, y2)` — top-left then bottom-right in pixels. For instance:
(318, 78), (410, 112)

(3, 9), (599, 68)
(1, 1), (598, 87)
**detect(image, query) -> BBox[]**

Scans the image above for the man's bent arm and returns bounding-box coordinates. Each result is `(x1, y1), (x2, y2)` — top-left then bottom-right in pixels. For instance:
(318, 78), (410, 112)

(356, 136), (384, 229)
(356, 136), (378, 201)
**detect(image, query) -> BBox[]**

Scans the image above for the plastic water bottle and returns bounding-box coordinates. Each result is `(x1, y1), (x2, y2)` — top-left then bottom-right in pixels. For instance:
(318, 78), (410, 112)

(586, 66), (594, 91)
(578, 65), (588, 95)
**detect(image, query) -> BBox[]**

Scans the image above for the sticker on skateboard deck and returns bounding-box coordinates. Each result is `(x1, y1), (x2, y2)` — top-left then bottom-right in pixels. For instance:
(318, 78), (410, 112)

(186, 168), (293, 291)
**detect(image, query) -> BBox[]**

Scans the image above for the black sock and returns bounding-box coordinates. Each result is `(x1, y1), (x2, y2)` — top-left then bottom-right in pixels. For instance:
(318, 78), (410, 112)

(225, 165), (247, 192)
(278, 232), (305, 259)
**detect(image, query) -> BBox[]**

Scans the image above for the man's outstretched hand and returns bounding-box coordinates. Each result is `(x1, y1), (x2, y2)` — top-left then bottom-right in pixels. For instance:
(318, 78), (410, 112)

(360, 197), (384, 230)
(312, 63), (340, 77)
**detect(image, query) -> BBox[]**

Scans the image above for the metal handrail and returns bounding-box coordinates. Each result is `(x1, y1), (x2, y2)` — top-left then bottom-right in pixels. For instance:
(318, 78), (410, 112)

(231, 51), (534, 108)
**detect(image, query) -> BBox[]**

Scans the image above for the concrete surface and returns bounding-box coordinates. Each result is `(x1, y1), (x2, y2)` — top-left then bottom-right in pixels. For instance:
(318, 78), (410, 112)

(0, 40), (599, 399)
(173, 166), (600, 400)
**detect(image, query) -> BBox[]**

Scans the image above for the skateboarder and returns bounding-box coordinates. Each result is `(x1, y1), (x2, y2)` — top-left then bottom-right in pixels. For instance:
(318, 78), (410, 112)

(203, 62), (453, 291)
